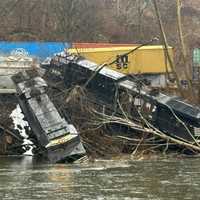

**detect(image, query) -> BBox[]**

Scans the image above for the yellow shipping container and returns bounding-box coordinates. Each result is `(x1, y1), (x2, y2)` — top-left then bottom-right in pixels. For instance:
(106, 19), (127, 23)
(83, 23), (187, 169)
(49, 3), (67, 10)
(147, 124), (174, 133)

(68, 45), (173, 74)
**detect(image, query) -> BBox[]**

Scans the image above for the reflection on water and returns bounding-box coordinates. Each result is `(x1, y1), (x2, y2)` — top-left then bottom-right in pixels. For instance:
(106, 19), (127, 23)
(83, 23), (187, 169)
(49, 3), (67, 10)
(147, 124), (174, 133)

(0, 156), (200, 199)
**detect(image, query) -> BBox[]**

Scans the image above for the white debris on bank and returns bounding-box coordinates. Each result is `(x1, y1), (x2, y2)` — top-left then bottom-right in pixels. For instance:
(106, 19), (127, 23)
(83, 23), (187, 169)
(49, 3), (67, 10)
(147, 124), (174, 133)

(10, 105), (33, 155)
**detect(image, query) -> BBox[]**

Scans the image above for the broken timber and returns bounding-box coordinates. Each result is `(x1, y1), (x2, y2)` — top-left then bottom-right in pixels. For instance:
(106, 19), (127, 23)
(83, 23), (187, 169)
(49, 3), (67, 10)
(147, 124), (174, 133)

(0, 124), (26, 155)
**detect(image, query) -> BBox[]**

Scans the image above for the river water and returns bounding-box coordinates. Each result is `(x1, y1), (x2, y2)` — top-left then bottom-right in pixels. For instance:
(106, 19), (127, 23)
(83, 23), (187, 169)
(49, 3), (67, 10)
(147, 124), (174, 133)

(0, 156), (200, 200)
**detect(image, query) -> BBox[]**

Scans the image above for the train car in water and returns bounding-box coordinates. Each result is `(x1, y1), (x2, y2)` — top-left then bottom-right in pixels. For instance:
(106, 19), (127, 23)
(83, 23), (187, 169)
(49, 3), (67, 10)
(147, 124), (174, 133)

(12, 70), (86, 163)
(43, 52), (200, 144)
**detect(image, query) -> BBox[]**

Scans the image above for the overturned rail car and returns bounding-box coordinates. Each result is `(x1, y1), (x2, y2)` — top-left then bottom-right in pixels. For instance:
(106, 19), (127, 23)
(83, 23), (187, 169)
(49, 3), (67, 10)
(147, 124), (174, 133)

(43, 53), (200, 144)
(12, 70), (86, 163)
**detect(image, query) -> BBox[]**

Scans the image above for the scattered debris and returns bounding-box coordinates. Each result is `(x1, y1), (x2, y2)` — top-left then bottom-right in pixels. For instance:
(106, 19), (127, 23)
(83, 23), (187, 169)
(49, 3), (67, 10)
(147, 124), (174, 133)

(1, 48), (200, 162)
(0, 53), (38, 156)
(41, 52), (200, 157)
(0, 94), (27, 155)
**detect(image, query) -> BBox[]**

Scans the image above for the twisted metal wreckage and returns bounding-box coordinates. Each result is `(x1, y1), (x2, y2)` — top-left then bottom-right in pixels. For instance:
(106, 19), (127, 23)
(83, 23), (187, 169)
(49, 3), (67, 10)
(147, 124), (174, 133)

(2, 50), (200, 162)
(41, 52), (200, 153)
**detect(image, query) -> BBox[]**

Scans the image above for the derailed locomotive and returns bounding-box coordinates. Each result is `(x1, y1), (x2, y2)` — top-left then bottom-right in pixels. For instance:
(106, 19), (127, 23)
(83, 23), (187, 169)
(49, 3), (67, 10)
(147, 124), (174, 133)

(42, 52), (200, 144)
(12, 70), (86, 163)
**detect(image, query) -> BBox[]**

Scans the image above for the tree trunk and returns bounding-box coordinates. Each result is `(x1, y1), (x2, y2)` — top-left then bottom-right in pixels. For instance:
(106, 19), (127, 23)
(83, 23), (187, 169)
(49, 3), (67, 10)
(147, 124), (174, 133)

(152, 0), (184, 97)
(176, 0), (196, 103)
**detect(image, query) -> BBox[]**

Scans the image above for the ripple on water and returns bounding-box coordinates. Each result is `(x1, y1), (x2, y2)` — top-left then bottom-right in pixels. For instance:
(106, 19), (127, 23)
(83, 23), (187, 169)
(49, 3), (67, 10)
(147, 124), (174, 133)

(0, 157), (200, 199)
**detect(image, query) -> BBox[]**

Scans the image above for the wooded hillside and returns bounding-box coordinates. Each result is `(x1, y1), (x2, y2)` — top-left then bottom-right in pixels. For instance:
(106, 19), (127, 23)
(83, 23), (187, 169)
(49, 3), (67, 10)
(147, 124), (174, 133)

(0, 0), (199, 46)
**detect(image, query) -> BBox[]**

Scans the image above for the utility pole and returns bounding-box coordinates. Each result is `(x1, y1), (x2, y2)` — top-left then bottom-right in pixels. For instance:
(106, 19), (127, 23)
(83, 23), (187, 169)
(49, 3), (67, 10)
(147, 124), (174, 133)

(152, 0), (185, 97)
(176, 0), (196, 103)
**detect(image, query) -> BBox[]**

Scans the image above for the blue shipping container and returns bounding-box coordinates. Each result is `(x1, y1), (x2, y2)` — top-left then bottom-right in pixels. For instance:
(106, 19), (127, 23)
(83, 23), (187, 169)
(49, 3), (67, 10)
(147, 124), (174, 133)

(0, 41), (71, 60)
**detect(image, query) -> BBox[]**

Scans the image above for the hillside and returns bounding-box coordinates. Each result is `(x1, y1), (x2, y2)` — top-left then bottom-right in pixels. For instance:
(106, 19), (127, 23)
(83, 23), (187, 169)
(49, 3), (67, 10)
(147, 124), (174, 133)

(0, 0), (199, 50)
